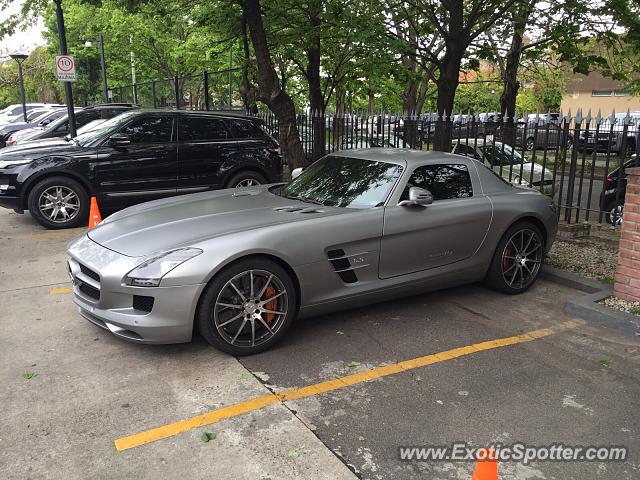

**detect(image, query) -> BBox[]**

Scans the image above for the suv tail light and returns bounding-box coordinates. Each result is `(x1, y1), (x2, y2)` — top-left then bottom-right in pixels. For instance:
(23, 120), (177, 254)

(266, 146), (280, 155)
(604, 174), (613, 189)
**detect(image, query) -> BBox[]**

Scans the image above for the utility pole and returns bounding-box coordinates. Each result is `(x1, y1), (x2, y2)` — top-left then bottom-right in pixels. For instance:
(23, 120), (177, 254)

(10, 54), (28, 122)
(84, 35), (109, 103)
(54, 0), (77, 137)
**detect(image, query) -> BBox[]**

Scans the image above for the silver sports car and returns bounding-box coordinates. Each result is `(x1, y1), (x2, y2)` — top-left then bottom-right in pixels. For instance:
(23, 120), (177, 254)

(67, 149), (558, 355)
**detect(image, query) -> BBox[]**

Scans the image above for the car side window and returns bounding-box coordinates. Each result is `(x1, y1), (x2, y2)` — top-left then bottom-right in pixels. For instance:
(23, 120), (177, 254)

(53, 120), (70, 134)
(76, 111), (100, 128)
(227, 119), (264, 139)
(121, 116), (174, 143)
(401, 164), (473, 201)
(180, 117), (229, 142)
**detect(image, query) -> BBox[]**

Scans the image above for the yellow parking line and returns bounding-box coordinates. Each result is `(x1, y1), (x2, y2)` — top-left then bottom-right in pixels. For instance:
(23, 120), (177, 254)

(49, 287), (72, 295)
(114, 318), (585, 452)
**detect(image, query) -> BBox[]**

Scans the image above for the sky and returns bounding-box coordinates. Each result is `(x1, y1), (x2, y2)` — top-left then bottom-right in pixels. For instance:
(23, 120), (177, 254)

(0, 1), (45, 57)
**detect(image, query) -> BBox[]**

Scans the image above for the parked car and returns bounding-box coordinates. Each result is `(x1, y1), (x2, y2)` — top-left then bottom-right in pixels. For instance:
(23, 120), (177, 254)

(451, 139), (555, 187)
(496, 117), (570, 151)
(0, 108), (66, 147)
(477, 112), (502, 135)
(599, 154), (639, 225)
(66, 149), (557, 354)
(17, 103), (139, 143)
(421, 114), (486, 143)
(0, 103), (62, 125)
(576, 112), (640, 158)
(0, 110), (282, 229)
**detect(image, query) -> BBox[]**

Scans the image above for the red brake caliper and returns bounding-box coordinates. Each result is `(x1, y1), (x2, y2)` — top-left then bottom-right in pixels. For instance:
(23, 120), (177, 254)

(263, 284), (277, 324)
(502, 246), (511, 272)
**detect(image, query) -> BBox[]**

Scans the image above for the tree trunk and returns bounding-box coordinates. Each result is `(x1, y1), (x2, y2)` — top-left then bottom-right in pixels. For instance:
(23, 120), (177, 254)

(240, 14), (258, 114)
(499, 3), (532, 147)
(306, 3), (325, 160)
(433, 49), (463, 151)
(241, 0), (307, 169)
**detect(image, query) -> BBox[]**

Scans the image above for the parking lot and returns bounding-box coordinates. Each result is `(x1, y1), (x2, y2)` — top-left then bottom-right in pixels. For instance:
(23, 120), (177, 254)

(2, 208), (639, 480)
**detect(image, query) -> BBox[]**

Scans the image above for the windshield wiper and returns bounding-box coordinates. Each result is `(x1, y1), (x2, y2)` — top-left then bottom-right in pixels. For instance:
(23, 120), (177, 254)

(284, 194), (324, 205)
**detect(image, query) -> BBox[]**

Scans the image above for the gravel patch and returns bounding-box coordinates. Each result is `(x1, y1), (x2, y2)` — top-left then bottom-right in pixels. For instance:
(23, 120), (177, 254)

(546, 239), (618, 281)
(600, 296), (640, 317)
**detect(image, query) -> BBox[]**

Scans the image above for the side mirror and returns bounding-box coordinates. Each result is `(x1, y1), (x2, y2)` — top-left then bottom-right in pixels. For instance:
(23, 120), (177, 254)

(399, 187), (433, 207)
(291, 167), (304, 180)
(108, 133), (131, 147)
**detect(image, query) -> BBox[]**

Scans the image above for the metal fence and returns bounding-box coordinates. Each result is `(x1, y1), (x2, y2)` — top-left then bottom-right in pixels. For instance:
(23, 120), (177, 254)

(257, 110), (639, 229)
(111, 67), (243, 111)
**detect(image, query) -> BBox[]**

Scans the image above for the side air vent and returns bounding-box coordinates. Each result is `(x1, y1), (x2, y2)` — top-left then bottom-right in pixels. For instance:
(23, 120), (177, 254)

(326, 248), (370, 284)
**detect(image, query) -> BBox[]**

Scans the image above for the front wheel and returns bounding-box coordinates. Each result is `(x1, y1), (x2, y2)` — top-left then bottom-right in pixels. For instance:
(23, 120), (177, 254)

(525, 137), (536, 151)
(196, 258), (297, 355)
(28, 176), (89, 229)
(605, 203), (624, 226)
(484, 221), (545, 294)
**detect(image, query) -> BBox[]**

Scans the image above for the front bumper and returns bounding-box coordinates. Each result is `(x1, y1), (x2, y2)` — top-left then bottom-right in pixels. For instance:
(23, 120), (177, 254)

(68, 234), (205, 344)
(0, 195), (20, 210)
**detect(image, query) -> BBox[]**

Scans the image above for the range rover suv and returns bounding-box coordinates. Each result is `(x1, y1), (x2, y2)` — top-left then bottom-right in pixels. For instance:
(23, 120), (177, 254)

(0, 110), (282, 229)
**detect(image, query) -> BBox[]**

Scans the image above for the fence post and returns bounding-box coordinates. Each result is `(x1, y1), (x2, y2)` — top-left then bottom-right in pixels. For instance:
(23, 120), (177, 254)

(151, 80), (157, 109)
(174, 75), (180, 110)
(613, 167), (640, 302)
(204, 71), (210, 111)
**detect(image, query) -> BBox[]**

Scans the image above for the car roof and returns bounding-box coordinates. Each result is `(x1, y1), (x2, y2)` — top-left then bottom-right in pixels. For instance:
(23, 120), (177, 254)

(328, 148), (470, 166)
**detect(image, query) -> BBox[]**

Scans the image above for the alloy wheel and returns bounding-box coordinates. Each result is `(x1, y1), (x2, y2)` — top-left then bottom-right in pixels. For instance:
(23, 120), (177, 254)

(609, 205), (624, 226)
(501, 228), (543, 289)
(213, 269), (289, 348)
(235, 178), (261, 188)
(38, 186), (80, 224)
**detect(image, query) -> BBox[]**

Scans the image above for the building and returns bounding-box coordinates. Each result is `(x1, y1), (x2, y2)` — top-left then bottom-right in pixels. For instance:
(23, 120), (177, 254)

(561, 71), (640, 114)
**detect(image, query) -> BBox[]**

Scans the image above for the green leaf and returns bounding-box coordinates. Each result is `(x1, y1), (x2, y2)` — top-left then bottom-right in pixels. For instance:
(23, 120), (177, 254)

(347, 361), (358, 369)
(240, 372), (252, 380)
(358, 435), (365, 442)
(599, 359), (610, 367)
(22, 372), (37, 380)
(201, 431), (216, 443)
(287, 449), (300, 458)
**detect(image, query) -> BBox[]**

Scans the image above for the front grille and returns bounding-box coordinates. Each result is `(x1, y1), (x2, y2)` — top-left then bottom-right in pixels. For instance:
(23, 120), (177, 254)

(79, 283), (100, 300)
(79, 264), (100, 282)
(133, 295), (154, 313)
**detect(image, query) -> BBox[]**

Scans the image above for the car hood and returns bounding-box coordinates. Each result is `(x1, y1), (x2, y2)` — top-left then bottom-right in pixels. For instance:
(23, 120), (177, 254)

(0, 138), (83, 161)
(88, 187), (349, 257)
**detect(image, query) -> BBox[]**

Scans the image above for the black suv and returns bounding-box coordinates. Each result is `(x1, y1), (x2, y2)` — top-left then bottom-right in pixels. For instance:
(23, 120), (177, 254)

(599, 155), (639, 225)
(0, 110), (282, 229)
(19, 103), (139, 142)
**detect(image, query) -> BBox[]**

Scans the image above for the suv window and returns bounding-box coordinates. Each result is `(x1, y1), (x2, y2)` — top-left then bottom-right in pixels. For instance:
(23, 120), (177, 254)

(227, 119), (264, 139)
(179, 116), (228, 142)
(101, 108), (130, 119)
(402, 164), (473, 201)
(120, 116), (174, 143)
(76, 111), (101, 128)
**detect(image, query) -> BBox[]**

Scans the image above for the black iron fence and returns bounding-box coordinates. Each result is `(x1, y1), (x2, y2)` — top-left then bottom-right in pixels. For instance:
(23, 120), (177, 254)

(111, 67), (243, 111)
(257, 110), (639, 229)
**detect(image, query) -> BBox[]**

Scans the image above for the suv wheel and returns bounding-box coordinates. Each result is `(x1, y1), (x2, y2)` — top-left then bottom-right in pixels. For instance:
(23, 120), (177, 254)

(28, 176), (89, 229)
(226, 171), (267, 188)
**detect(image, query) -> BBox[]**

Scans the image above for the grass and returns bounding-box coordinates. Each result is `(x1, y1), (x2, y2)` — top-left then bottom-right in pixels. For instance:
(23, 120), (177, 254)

(599, 276), (614, 285)
(631, 307), (640, 316)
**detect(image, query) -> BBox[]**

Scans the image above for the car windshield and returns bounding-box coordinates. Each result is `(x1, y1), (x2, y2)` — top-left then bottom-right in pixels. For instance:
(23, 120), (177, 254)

(75, 112), (138, 146)
(481, 143), (526, 166)
(276, 156), (403, 208)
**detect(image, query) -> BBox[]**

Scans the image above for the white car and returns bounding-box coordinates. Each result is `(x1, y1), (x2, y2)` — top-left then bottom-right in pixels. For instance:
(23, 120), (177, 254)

(452, 139), (555, 188)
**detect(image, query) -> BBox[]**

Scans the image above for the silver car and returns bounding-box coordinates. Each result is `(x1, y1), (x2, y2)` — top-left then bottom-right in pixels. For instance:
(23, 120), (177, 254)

(67, 149), (558, 355)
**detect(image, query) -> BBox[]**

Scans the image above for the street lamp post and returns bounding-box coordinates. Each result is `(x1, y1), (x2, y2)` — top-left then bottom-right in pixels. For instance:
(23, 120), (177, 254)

(85, 35), (109, 103)
(9, 54), (28, 122)
(54, 0), (77, 137)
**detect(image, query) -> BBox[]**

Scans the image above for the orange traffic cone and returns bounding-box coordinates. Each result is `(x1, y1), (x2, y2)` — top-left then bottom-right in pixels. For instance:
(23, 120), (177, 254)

(472, 448), (498, 480)
(88, 197), (102, 229)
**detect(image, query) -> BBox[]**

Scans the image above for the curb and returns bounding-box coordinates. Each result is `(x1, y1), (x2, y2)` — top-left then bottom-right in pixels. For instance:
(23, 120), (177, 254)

(541, 266), (640, 336)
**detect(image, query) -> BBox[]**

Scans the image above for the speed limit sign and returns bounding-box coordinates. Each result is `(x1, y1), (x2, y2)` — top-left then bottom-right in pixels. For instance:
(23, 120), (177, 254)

(55, 55), (76, 82)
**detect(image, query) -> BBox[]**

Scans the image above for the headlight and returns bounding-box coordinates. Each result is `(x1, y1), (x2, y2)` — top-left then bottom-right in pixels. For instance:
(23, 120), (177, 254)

(0, 159), (32, 169)
(124, 248), (203, 287)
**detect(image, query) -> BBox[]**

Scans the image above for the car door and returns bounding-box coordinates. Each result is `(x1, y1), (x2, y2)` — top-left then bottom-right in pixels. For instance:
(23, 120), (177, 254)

(379, 162), (492, 279)
(177, 114), (230, 193)
(93, 113), (177, 209)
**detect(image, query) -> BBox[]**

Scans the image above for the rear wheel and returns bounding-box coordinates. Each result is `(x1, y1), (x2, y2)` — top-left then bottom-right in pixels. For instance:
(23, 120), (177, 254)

(226, 171), (267, 188)
(485, 221), (544, 294)
(525, 137), (536, 151)
(196, 258), (297, 355)
(28, 176), (89, 229)
(605, 202), (624, 226)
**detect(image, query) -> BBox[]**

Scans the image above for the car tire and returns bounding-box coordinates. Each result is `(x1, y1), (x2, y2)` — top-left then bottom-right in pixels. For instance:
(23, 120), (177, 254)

(226, 171), (267, 188)
(196, 257), (298, 355)
(28, 176), (89, 230)
(605, 202), (624, 226)
(484, 221), (545, 294)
